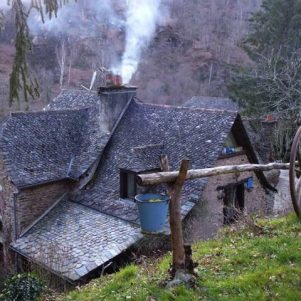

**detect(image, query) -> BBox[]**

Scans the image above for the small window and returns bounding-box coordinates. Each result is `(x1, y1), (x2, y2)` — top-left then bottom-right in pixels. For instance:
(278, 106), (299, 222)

(120, 170), (137, 199)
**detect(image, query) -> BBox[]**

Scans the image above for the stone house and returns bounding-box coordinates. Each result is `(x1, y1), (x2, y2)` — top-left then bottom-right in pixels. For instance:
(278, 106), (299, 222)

(0, 87), (275, 283)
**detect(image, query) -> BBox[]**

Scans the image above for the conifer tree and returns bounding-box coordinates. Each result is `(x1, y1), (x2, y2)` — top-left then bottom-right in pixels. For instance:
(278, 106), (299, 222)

(5, 1), (72, 105)
(230, 0), (301, 120)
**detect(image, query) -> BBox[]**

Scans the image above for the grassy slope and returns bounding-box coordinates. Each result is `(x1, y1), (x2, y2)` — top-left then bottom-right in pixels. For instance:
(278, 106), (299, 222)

(60, 215), (301, 301)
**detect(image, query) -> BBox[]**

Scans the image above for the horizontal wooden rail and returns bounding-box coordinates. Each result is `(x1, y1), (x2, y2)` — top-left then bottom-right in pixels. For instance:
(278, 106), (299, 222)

(137, 162), (290, 186)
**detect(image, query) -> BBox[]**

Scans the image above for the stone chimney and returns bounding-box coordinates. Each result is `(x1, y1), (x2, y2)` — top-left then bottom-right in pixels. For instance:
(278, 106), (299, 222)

(98, 85), (137, 132)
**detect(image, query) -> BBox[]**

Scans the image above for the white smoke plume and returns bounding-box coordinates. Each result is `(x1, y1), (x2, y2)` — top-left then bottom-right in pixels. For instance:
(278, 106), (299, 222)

(118, 0), (164, 83)
(27, 0), (124, 38)
(2, 0), (168, 84)
(0, 1), (10, 10)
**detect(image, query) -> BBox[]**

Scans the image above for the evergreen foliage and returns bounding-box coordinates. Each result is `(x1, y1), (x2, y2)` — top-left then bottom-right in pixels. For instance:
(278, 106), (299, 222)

(246, 0), (301, 56)
(0, 273), (44, 301)
(7, 0), (72, 105)
(9, 0), (39, 106)
(229, 0), (301, 120)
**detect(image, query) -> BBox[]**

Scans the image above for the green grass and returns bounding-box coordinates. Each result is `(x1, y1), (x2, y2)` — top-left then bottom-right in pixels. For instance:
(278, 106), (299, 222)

(58, 214), (301, 301)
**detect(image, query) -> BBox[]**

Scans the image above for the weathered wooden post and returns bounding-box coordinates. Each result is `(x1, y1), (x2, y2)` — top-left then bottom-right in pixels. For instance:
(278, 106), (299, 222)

(160, 155), (189, 273)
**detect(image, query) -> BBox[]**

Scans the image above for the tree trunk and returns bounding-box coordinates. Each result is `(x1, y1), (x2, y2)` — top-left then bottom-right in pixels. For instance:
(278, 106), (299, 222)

(56, 39), (66, 90)
(60, 40), (65, 89)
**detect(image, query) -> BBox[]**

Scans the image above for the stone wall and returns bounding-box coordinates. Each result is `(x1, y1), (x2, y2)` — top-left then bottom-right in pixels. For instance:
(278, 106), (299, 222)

(16, 181), (71, 235)
(0, 155), (72, 276)
(184, 153), (273, 243)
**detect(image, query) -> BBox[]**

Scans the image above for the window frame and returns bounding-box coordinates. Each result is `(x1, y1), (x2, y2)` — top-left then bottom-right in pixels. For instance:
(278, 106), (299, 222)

(120, 169), (137, 199)
(119, 168), (162, 199)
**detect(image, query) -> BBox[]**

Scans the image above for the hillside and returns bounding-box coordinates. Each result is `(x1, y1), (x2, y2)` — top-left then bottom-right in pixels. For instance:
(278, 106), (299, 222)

(0, 0), (261, 115)
(53, 214), (301, 301)
(135, 0), (261, 104)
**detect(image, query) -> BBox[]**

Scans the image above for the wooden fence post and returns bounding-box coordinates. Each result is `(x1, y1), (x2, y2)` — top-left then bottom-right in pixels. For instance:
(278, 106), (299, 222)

(160, 155), (189, 273)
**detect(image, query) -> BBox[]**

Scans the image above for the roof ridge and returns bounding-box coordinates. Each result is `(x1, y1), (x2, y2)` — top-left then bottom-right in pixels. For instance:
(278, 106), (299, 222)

(10, 107), (91, 117)
(135, 100), (238, 114)
(60, 88), (97, 94)
(190, 95), (232, 100)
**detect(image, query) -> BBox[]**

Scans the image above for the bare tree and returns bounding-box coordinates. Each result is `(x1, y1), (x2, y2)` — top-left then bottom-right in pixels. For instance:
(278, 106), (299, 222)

(56, 39), (66, 89)
(67, 46), (76, 87)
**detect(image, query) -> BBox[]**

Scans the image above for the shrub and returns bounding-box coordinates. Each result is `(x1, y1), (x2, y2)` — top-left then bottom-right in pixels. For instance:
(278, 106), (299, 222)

(0, 273), (45, 301)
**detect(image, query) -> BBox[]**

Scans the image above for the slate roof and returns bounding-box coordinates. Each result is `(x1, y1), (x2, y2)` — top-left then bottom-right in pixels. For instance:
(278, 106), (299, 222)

(45, 90), (101, 111)
(183, 97), (275, 191)
(74, 100), (237, 224)
(0, 108), (109, 187)
(11, 199), (142, 281)
(184, 96), (239, 111)
(121, 144), (165, 172)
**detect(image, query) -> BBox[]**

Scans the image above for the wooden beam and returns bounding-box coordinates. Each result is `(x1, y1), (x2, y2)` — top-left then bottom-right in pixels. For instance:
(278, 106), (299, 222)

(137, 162), (290, 186)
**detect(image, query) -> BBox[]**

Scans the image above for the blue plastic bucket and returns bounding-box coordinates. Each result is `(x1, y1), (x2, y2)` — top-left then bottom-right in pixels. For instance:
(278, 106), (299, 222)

(135, 193), (170, 233)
